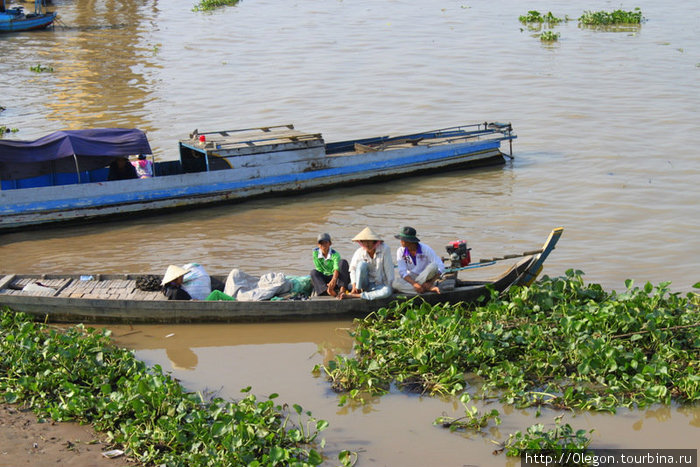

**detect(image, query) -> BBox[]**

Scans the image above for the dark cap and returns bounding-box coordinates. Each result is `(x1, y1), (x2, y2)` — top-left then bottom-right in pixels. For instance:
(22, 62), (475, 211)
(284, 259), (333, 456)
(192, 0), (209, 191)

(317, 232), (331, 243)
(394, 226), (420, 243)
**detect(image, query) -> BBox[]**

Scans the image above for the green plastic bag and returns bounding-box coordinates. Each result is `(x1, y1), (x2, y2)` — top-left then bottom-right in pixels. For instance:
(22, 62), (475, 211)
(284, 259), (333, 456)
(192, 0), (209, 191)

(205, 290), (235, 301)
(286, 275), (312, 297)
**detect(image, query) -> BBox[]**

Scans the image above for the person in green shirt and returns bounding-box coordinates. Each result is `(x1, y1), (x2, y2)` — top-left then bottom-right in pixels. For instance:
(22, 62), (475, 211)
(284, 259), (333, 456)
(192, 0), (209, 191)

(311, 233), (350, 297)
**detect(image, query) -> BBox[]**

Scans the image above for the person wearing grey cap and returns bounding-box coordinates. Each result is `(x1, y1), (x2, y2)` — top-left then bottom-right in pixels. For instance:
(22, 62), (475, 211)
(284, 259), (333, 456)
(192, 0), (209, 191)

(310, 233), (350, 297)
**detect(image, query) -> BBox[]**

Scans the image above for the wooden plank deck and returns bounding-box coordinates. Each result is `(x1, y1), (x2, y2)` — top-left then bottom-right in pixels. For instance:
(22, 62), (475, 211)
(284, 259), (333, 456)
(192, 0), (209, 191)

(0, 277), (73, 297)
(210, 130), (323, 148)
(0, 277), (166, 301)
(0, 274), (16, 290)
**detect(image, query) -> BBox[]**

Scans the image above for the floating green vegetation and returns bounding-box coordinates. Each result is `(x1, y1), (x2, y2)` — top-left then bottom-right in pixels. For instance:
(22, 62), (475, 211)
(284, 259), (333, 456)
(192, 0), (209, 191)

(192, 0), (240, 12)
(318, 271), (700, 413)
(29, 64), (54, 73)
(519, 10), (565, 25)
(579, 9), (644, 26)
(503, 416), (593, 457)
(0, 310), (331, 466)
(518, 10), (567, 40)
(540, 31), (560, 42)
(1, 125), (19, 135)
(435, 393), (501, 432)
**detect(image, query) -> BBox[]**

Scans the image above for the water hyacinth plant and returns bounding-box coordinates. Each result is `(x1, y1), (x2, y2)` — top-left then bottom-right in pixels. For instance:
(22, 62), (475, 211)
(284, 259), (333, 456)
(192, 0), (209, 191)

(435, 393), (501, 432)
(519, 8), (646, 40)
(29, 64), (54, 73)
(518, 10), (566, 41)
(579, 9), (644, 26)
(192, 0), (240, 12)
(502, 416), (593, 457)
(1, 125), (19, 135)
(0, 310), (331, 466)
(319, 271), (700, 413)
(540, 31), (560, 42)
(519, 10), (565, 25)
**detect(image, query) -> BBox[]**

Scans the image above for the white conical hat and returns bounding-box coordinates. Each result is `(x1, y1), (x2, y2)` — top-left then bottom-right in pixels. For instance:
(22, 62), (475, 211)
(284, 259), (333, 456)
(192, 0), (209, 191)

(352, 227), (382, 242)
(161, 265), (189, 285)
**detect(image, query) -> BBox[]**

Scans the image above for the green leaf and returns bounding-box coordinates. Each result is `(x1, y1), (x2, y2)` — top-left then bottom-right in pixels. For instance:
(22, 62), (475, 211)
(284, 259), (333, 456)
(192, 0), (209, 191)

(210, 421), (226, 437)
(308, 449), (323, 465)
(577, 361), (591, 375)
(269, 446), (287, 463)
(316, 419), (329, 431)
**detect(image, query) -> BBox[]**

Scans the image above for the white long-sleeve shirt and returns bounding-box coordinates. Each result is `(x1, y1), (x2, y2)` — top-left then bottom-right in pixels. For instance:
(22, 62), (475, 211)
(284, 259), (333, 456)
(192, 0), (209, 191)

(349, 242), (394, 287)
(396, 242), (445, 279)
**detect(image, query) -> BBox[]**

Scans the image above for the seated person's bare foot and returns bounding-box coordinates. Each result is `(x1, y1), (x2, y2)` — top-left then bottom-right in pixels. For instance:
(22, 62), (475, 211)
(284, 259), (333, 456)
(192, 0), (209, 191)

(339, 289), (361, 300)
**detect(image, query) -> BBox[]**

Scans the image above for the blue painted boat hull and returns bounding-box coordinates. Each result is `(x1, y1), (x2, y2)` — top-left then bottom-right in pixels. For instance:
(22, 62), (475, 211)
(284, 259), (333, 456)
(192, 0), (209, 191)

(0, 123), (516, 231)
(0, 12), (56, 32)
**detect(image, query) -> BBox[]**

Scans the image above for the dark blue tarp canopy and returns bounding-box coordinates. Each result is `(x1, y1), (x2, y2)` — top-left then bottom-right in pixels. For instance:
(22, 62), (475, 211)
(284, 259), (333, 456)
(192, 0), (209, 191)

(0, 128), (152, 181)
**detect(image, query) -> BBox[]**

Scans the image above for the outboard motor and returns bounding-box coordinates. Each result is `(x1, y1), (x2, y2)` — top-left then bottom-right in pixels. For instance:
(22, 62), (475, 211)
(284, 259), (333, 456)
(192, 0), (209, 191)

(445, 241), (471, 269)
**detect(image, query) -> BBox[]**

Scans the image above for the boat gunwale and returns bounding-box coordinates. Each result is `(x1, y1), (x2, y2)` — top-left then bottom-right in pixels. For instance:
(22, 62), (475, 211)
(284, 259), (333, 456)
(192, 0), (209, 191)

(0, 257), (537, 324)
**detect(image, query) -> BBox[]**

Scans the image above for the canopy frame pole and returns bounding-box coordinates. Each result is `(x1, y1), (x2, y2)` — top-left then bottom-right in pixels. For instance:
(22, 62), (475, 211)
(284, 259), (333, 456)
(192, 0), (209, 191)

(73, 154), (81, 184)
(508, 124), (514, 157)
(509, 136), (513, 157)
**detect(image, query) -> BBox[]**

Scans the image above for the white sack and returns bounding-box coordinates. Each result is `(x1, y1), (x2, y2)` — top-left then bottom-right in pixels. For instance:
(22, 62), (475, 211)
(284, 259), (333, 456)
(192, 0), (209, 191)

(182, 263), (211, 300)
(224, 269), (291, 301)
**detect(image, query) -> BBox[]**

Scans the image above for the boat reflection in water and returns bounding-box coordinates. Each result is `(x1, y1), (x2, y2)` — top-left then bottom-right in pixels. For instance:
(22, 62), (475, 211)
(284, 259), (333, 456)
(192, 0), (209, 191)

(105, 320), (355, 372)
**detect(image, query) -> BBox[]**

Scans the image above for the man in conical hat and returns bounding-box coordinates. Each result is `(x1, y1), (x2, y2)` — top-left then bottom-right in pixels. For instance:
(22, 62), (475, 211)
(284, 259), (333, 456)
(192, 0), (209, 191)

(161, 265), (192, 300)
(342, 227), (394, 300)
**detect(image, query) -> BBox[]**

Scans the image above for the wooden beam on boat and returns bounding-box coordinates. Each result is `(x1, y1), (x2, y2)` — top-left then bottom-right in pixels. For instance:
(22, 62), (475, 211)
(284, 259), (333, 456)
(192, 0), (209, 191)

(0, 274), (17, 290)
(354, 143), (376, 153)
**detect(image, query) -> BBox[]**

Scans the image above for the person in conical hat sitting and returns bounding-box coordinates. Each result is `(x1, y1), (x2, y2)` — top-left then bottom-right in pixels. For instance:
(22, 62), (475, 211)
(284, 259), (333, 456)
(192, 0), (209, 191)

(392, 226), (445, 294)
(341, 227), (394, 300)
(161, 265), (192, 300)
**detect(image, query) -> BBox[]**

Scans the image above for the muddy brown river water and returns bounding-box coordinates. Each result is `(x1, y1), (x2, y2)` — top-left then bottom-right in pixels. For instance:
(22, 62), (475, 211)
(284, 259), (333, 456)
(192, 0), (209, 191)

(1, 0), (698, 465)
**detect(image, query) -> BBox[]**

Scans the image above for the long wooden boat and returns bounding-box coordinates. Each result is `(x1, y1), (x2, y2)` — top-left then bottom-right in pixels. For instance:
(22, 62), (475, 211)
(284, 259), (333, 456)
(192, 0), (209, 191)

(0, 0), (56, 33)
(0, 228), (562, 324)
(0, 122), (516, 232)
